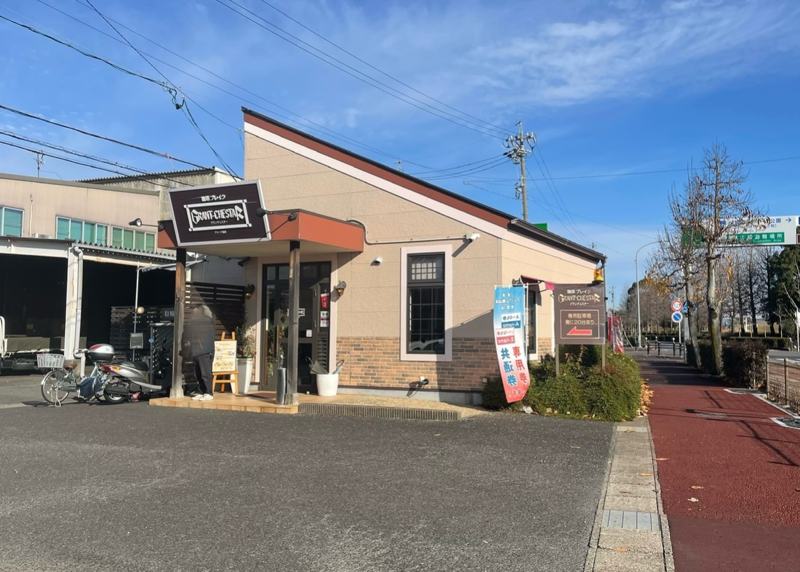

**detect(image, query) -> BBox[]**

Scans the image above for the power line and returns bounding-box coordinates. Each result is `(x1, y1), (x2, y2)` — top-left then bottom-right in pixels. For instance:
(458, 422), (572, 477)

(423, 157), (508, 180)
(409, 155), (504, 176)
(530, 147), (587, 242)
(0, 103), (207, 169)
(81, 0), (241, 179)
(213, 0), (506, 140)
(40, 0), (488, 173)
(254, 0), (510, 137)
(0, 10), (239, 178)
(0, 139), (151, 179)
(526, 155), (800, 181)
(0, 130), (197, 189)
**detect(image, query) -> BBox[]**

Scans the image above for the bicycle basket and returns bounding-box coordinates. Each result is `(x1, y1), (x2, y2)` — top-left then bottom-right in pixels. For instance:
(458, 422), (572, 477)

(36, 353), (65, 370)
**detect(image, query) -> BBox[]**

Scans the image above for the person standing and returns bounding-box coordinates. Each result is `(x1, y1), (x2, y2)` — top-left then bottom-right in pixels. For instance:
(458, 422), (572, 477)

(184, 304), (215, 401)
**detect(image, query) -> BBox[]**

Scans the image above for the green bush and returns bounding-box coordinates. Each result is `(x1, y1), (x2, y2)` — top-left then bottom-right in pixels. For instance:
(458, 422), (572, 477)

(559, 345), (604, 368)
(482, 376), (511, 411)
(686, 341), (698, 368)
(721, 340), (769, 389)
(696, 341), (715, 375)
(483, 350), (644, 422)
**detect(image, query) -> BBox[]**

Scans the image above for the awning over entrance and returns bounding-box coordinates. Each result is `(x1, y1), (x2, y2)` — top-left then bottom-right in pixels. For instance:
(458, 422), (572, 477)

(156, 190), (365, 405)
(157, 209), (364, 257)
(520, 275), (555, 291)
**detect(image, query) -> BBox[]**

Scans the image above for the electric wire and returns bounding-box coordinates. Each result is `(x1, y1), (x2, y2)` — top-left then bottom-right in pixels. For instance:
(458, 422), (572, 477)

(409, 155), (505, 176)
(0, 10), (239, 178)
(82, 0), (241, 179)
(0, 139), (164, 181)
(0, 130), (197, 189)
(213, 0), (506, 140)
(0, 103), (207, 169)
(530, 148), (589, 242)
(40, 0), (491, 172)
(254, 0), (510, 138)
(423, 157), (509, 180)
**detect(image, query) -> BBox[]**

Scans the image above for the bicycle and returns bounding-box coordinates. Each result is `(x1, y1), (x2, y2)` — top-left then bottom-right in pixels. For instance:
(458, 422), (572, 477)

(39, 350), (107, 407)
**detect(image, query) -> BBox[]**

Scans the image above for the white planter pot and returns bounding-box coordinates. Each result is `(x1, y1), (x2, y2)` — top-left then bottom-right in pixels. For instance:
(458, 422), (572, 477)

(316, 373), (339, 397)
(237, 358), (254, 395)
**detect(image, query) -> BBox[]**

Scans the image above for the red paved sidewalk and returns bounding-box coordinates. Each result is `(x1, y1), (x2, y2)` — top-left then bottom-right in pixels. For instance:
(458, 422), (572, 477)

(639, 357), (800, 572)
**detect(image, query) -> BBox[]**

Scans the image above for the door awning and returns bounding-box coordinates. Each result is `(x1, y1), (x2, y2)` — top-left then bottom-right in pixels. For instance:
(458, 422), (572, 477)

(520, 275), (555, 291)
(157, 209), (365, 257)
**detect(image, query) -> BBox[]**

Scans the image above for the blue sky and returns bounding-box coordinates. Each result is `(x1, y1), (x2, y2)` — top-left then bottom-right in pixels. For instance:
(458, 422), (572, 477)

(1, 0), (798, 306)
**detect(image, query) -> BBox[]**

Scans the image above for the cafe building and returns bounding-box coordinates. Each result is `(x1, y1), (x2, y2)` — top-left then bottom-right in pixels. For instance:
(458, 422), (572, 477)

(158, 108), (605, 405)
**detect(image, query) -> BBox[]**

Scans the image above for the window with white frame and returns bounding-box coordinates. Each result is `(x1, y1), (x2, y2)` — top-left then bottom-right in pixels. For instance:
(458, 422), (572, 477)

(0, 207), (23, 237)
(56, 217), (108, 246)
(400, 245), (452, 361)
(110, 226), (155, 252)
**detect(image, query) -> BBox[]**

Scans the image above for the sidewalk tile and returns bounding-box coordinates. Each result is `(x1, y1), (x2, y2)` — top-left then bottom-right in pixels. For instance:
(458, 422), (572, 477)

(593, 549), (665, 572)
(599, 528), (663, 553)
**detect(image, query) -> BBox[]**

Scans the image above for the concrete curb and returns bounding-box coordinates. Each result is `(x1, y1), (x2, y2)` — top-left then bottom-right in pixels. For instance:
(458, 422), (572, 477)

(584, 416), (674, 572)
(646, 416), (675, 572)
(583, 419), (618, 572)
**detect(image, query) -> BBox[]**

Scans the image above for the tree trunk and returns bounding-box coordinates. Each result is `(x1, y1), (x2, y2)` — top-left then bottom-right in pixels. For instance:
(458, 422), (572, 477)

(707, 255), (723, 375)
(685, 280), (701, 367)
(747, 264), (758, 336)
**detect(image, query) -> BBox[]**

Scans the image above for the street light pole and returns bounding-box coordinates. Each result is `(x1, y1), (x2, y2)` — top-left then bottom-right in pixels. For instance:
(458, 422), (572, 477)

(635, 241), (659, 348)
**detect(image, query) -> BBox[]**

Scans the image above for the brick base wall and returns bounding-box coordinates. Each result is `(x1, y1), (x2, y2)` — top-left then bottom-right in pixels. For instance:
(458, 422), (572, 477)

(337, 337), (499, 392)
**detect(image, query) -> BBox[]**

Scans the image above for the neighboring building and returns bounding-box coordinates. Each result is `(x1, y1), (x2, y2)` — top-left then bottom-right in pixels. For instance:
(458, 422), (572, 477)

(158, 109), (605, 405)
(0, 169), (241, 363)
(84, 167), (236, 222)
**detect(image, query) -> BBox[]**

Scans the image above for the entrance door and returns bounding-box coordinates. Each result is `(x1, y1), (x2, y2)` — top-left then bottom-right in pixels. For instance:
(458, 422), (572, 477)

(261, 262), (331, 393)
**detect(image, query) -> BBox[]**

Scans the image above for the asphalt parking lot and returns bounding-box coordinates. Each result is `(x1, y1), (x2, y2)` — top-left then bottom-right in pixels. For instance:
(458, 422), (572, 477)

(0, 375), (613, 572)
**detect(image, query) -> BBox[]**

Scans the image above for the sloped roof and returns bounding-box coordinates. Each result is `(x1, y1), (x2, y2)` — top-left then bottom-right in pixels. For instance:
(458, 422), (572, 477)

(242, 107), (605, 264)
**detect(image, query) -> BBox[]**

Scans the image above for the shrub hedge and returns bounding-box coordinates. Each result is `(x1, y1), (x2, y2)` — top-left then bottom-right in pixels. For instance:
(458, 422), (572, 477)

(721, 339), (769, 389)
(482, 348), (644, 422)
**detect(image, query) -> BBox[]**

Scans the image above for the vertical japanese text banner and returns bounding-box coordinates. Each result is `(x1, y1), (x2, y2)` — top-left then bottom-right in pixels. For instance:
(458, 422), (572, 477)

(493, 286), (530, 403)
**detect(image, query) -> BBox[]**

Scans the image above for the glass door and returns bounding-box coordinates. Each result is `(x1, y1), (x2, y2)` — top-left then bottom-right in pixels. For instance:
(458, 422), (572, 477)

(261, 262), (331, 393)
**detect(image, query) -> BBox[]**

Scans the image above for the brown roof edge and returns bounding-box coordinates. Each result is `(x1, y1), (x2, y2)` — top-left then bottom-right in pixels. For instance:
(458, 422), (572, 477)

(508, 219), (606, 264)
(242, 107), (511, 228)
(242, 108), (605, 264)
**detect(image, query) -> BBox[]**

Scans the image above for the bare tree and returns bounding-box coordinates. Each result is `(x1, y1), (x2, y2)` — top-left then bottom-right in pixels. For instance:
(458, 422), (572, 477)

(669, 143), (760, 375)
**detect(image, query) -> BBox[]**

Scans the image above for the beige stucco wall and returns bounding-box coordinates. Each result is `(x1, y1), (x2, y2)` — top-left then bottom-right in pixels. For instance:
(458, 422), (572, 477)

(245, 133), (503, 340)
(501, 240), (598, 354)
(0, 175), (160, 238)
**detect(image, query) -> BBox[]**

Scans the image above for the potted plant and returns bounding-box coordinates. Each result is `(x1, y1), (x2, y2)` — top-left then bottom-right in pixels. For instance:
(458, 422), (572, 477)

(235, 324), (256, 394)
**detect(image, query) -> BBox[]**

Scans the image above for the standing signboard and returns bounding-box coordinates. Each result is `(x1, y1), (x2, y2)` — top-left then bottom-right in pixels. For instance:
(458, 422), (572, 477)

(553, 283), (606, 345)
(212, 339), (237, 373)
(493, 286), (531, 403)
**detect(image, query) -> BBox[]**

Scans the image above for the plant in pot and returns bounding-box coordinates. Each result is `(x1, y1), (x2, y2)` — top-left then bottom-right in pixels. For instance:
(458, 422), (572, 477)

(235, 324), (257, 394)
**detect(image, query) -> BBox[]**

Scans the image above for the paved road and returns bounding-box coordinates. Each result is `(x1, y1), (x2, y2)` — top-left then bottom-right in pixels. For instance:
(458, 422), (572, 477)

(639, 357), (800, 572)
(0, 377), (613, 571)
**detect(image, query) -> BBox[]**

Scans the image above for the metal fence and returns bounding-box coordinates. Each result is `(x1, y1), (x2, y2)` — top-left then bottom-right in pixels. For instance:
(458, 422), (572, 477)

(645, 340), (685, 358)
(766, 359), (800, 412)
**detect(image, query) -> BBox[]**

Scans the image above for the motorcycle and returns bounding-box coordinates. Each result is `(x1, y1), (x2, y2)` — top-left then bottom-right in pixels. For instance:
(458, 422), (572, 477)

(102, 344), (173, 403)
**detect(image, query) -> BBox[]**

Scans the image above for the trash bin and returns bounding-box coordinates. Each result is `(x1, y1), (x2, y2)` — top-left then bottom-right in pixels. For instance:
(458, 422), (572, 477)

(316, 373), (339, 397)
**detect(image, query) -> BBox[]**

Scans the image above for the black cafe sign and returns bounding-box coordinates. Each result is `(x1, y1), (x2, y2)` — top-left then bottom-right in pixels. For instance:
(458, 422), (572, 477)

(168, 180), (270, 247)
(553, 283), (606, 346)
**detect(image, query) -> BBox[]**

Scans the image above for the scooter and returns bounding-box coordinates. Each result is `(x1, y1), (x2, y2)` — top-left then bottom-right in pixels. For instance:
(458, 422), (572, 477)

(102, 345), (172, 403)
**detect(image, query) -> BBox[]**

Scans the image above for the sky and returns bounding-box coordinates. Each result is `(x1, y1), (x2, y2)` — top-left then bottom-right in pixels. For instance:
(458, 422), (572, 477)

(0, 0), (798, 308)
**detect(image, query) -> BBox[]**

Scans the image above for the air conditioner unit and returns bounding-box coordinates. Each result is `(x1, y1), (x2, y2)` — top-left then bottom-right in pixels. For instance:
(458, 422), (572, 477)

(33, 233), (54, 239)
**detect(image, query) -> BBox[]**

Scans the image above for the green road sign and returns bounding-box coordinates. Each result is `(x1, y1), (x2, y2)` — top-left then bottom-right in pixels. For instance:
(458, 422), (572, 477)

(724, 232), (784, 245)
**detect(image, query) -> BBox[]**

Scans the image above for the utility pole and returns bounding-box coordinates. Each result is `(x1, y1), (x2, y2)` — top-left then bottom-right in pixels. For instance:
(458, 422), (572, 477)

(35, 152), (44, 177)
(395, 160), (403, 172)
(503, 121), (536, 221)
